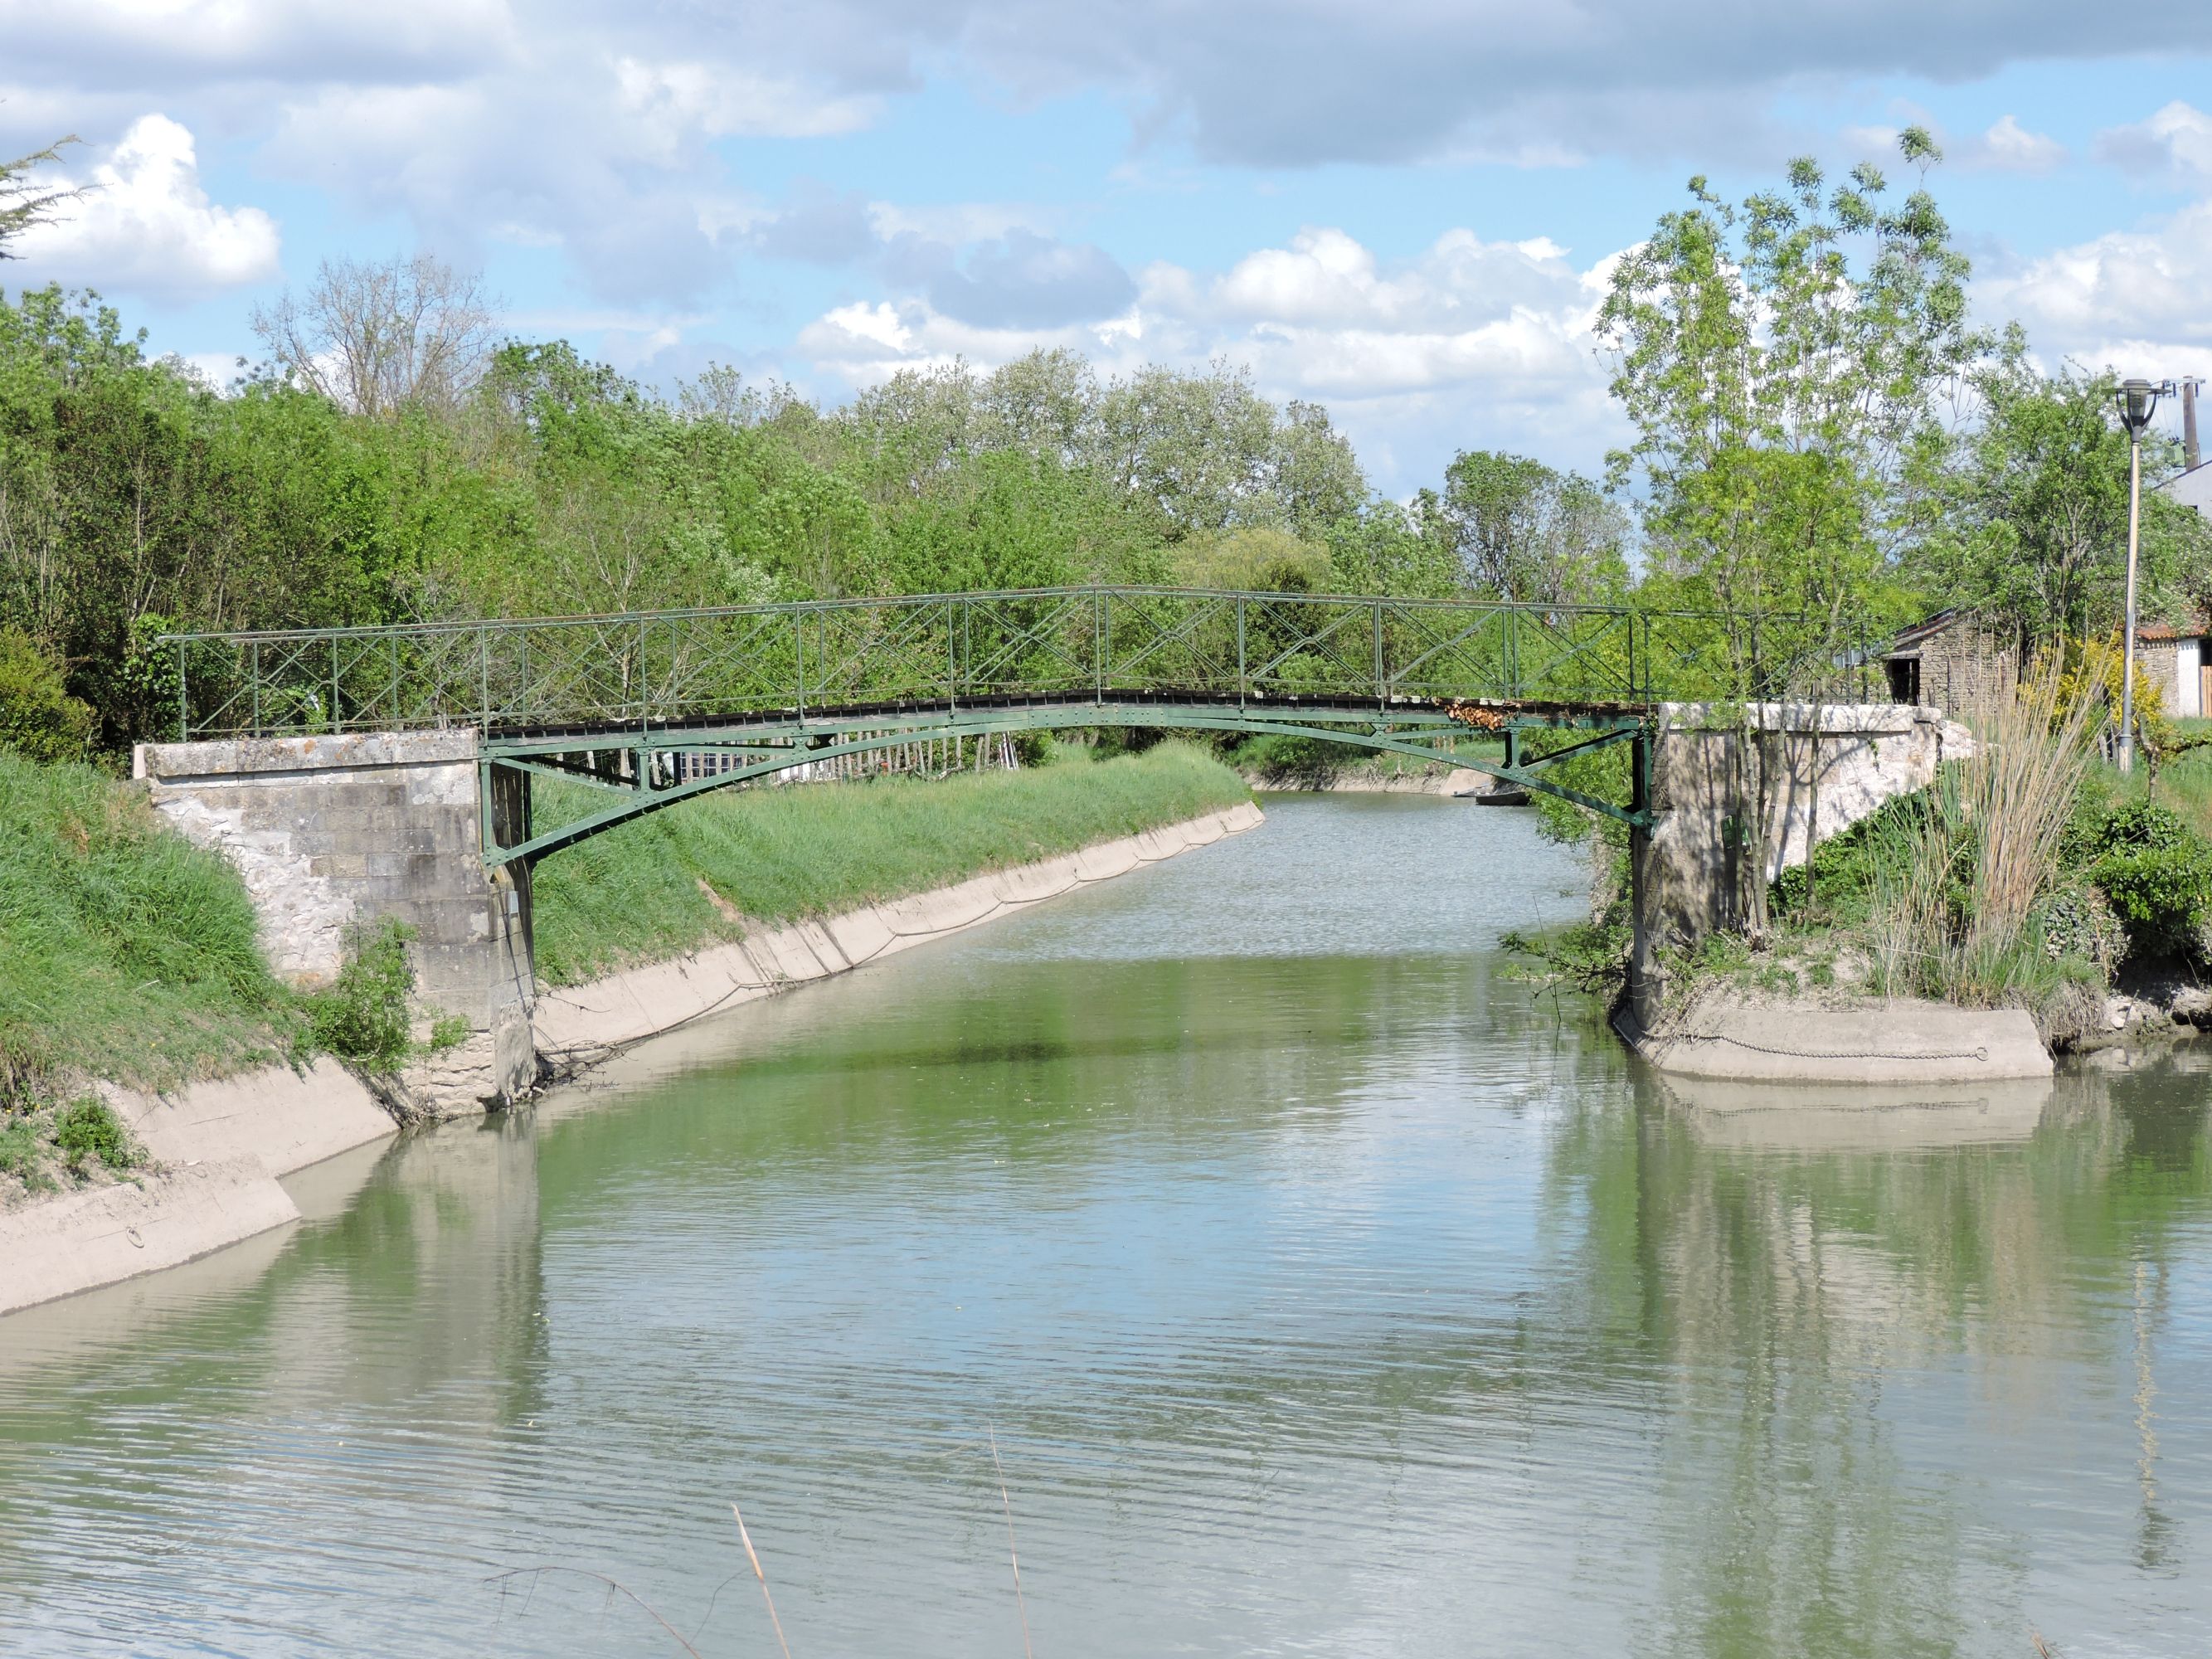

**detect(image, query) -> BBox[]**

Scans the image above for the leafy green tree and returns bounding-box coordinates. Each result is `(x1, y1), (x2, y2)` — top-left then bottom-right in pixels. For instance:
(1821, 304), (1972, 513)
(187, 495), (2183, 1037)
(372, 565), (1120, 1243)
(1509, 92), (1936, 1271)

(1325, 501), (1458, 598)
(1434, 450), (1629, 603)
(1927, 356), (2210, 640)
(1597, 130), (1989, 934)
(1598, 129), (1984, 686)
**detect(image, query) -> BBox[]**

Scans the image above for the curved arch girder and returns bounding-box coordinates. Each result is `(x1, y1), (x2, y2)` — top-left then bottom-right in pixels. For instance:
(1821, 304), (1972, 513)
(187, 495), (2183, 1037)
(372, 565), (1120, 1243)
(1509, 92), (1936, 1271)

(486, 705), (1649, 868)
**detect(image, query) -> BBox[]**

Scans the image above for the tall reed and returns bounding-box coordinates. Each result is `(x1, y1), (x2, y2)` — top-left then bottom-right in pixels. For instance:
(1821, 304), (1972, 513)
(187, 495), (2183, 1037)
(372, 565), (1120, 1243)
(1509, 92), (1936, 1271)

(1867, 658), (2102, 1006)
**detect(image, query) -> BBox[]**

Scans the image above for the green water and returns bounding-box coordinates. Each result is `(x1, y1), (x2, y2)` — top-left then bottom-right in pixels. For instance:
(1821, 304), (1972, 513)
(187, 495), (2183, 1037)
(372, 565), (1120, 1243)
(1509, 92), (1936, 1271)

(2, 794), (2210, 1657)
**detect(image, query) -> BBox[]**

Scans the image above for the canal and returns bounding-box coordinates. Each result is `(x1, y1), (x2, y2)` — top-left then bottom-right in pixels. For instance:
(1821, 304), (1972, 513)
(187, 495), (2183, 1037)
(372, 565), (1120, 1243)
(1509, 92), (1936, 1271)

(2, 794), (2210, 1657)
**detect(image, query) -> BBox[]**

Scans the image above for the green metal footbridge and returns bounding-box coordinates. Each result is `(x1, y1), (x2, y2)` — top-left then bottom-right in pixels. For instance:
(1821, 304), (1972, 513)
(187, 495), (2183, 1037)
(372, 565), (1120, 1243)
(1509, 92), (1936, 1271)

(160, 586), (1810, 868)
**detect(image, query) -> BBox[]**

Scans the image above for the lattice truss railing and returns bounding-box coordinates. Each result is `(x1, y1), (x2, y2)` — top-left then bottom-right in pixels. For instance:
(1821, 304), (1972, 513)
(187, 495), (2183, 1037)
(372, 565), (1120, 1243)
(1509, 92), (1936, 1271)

(163, 586), (1861, 739)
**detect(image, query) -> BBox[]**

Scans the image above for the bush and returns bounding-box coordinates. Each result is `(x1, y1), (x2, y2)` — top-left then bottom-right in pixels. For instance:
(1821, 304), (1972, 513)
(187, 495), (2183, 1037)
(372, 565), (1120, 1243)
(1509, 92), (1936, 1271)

(2064, 794), (2212, 962)
(2093, 799), (2195, 854)
(2093, 842), (2212, 961)
(51, 1096), (138, 1174)
(299, 918), (418, 1070)
(2035, 878), (2128, 975)
(0, 627), (95, 762)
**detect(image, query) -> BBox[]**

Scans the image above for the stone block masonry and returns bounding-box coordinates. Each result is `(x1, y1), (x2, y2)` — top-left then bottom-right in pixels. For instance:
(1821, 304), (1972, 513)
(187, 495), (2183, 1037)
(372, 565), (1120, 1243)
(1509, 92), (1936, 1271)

(1626, 702), (1966, 1027)
(134, 731), (535, 1109)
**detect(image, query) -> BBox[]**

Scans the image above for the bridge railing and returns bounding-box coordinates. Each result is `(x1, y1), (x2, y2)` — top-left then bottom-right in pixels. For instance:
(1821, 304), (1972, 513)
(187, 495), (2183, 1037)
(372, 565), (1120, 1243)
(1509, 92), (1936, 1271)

(159, 586), (1871, 740)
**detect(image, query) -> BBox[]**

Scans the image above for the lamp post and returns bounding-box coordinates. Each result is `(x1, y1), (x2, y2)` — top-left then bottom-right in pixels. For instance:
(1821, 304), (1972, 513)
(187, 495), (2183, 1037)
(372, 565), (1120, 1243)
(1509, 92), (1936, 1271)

(2115, 377), (2171, 774)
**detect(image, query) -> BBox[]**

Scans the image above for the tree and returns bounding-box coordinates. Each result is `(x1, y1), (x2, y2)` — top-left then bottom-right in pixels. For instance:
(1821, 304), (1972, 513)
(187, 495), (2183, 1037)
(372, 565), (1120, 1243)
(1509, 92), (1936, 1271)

(1597, 129), (1984, 686)
(252, 253), (499, 416)
(1434, 450), (1629, 604)
(1597, 130), (1990, 936)
(0, 139), (77, 258)
(1929, 356), (2210, 641)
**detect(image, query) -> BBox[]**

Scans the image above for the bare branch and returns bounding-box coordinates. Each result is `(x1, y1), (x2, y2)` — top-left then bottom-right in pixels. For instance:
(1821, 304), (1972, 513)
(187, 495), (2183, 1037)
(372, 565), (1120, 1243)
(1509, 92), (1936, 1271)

(250, 252), (500, 416)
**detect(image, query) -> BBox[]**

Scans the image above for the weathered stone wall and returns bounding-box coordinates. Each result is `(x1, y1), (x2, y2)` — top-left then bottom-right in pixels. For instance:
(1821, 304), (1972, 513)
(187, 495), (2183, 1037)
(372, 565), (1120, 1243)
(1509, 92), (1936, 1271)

(1914, 620), (2015, 712)
(133, 731), (534, 1108)
(1626, 702), (1966, 1022)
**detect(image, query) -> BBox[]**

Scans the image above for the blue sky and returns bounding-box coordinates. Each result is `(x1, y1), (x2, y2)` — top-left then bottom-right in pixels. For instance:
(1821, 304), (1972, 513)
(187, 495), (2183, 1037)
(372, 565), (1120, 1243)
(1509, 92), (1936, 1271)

(8, 2), (2212, 493)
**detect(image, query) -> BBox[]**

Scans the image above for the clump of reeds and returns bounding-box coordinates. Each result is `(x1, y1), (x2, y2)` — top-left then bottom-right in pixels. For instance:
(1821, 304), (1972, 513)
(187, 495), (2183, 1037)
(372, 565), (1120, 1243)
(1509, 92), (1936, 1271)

(1865, 657), (2103, 1008)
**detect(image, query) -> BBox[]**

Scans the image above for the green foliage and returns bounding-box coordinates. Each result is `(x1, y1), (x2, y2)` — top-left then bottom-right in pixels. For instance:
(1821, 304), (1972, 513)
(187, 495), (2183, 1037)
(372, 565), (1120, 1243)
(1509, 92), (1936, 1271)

(2092, 844), (2212, 961)
(2059, 793), (2212, 962)
(2034, 878), (2128, 977)
(299, 918), (420, 1071)
(1239, 732), (1353, 788)
(52, 1095), (137, 1174)
(1430, 450), (1629, 604)
(0, 625), (93, 761)
(1599, 133), (1986, 690)
(1499, 920), (1630, 994)
(0, 750), (292, 1099)
(528, 743), (1253, 985)
(1925, 359), (2212, 642)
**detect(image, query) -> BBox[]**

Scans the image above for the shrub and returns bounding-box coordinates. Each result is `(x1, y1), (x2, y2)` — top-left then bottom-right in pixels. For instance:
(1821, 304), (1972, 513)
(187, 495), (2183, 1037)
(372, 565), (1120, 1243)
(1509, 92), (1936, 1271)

(2035, 878), (2128, 975)
(0, 627), (95, 762)
(299, 918), (418, 1070)
(2093, 799), (2195, 854)
(52, 1096), (138, 1174)
(2093, 841), (2212, 961)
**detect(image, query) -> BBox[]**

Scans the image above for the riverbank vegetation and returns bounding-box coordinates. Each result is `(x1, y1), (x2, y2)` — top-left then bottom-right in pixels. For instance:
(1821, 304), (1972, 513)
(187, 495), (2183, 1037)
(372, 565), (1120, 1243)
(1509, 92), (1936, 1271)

(1670, 688), (2212, 1040)
(6, 124), (2212, 1091)
(0, 737), (1251, 1194)
(530, 740), (1251, 985)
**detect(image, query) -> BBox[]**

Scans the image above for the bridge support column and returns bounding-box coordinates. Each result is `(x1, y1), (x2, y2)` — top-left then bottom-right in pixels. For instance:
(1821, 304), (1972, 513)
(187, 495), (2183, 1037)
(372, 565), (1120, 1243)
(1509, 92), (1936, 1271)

(134, 731), (536, 1115)
(1624, 701), (1968, 1032)
(1625, 729), (1664, 1034)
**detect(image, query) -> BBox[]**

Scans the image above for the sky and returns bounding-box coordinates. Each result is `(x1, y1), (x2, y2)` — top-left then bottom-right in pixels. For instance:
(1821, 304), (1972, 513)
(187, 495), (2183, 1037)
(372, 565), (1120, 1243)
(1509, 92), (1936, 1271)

(7, 0), (2212, 494)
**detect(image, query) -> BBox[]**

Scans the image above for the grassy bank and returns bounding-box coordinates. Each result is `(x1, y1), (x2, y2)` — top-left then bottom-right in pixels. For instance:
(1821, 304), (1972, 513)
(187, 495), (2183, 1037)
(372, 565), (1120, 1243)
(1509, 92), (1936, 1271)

(0, 752), (294, 1102)
(0, 752), (304, 1197)
(529, 741), (1253, 985)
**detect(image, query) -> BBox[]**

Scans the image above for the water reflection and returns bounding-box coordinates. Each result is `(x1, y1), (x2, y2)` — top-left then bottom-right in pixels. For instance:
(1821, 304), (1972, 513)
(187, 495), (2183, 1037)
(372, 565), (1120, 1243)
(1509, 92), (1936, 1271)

(0, 797), (2207, 1657)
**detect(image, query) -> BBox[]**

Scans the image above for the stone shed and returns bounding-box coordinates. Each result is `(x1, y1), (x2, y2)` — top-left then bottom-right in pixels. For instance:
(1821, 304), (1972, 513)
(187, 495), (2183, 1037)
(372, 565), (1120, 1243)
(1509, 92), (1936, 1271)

(1881, 608), (2017, 711)
(2139, 618), (2209, 719)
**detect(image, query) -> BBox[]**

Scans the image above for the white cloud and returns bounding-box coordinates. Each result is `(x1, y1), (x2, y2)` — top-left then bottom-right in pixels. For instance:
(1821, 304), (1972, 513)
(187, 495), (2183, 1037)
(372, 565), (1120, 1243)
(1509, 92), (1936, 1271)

(2092, 100), (2212, 182)
(1977, 199), (2212, 382)
(0, 0), (514, 89)
(793, 225), (1625, 482)
(11, 114), (280, 298)
(1964, 114), (2065, 173)
(612, 58), (882, 148)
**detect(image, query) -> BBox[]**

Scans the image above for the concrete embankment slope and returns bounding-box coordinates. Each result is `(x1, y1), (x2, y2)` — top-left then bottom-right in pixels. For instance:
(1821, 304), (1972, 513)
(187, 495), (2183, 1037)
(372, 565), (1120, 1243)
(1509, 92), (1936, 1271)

(534, 800), (1264, 1065)
(2, 1062), (400, 1317)
(0, 803), (1262, 1317)
(1619, 991), (2053, 1085)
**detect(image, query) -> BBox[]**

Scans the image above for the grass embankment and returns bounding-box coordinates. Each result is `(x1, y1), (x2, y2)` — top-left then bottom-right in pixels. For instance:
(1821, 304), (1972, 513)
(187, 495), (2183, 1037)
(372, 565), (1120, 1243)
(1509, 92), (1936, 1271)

(0, 752), (299, 1196)
(0, 752), (467, 1199)
(530, 741), (1253, 985)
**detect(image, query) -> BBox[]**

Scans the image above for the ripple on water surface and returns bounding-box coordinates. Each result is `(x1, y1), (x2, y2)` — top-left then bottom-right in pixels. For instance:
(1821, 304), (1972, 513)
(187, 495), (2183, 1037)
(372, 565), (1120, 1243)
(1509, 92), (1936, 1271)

(3, 795), (2211, 1657)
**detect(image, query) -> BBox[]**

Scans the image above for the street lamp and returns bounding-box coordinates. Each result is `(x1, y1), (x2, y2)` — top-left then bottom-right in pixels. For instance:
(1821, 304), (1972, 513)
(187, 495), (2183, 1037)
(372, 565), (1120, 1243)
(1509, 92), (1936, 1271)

(2114, 377), (2172, 774)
